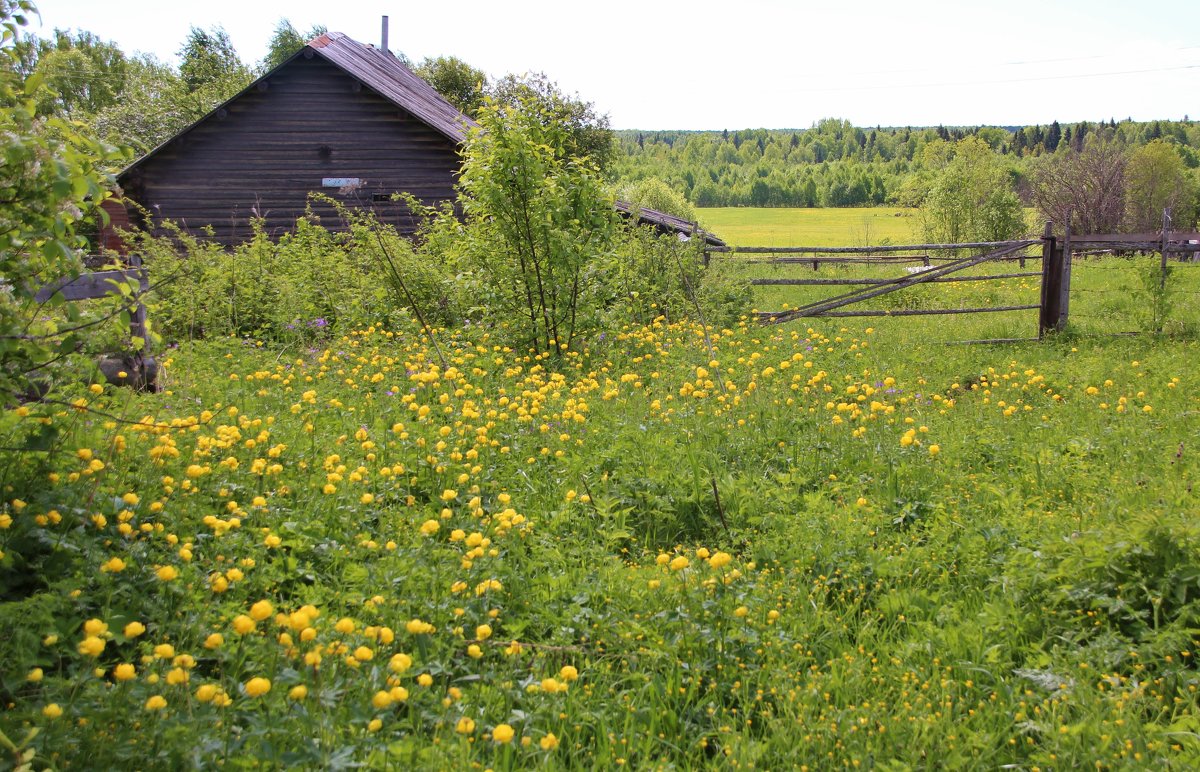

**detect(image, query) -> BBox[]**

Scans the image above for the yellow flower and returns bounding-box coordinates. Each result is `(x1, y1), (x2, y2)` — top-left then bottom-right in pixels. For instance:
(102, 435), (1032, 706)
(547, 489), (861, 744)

(101, 557), (127, 573)
(26, 667), (43, 682)
(928, 444), (940, 456)
(655, 553), (670, 566)
(244, 677), (271, 697)
(367, 718), (383, 732)
(389, 686), (409, 702)
(204, 633), (224, 649)
(354, 646), (374, 662)
(122, 492), (139, 506)
(288, 684), (308, 700)
(559, 665), (578, 681)
(467, 644), (483, 659)
(78, 635), (106, 657)
(335, 617), (355, 634)
(417, 673), (433, 687)
(113, 663), (137, 681)
(156, 565), (178, 582)
(419, 519), (440, 536)
(734, 606), (749, 618)
(389, 652), (413, 672)
(249, 599), (274, 621)
(669, 555), (689, 572)
(195, 684), (218, 702)
(371, 690), (393, 709)
(264, 533), (282, 548)
(475, 624), (493, 641)
(144, 695), (167, 711)
(456, 716), (476, 734)
(708, 552), (731, 570)
(154, 643), (175, 659)
(406, 618), (434, 635)
(492, 723), (515, 744)
(124, 621), (146, 638)
(540, 677), (565, 693)
(166, 667), (189, 685)
(43, 703), (63, 719)
(83, 618), (108, 636)
(540, 732), (560, 750)
(441, 489), (458, 502)
(232, 615), (256, 635)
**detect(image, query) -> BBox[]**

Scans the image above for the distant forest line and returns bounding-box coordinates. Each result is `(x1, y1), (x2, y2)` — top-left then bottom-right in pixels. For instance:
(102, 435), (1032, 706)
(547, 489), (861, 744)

(613, 119), (1200, 209)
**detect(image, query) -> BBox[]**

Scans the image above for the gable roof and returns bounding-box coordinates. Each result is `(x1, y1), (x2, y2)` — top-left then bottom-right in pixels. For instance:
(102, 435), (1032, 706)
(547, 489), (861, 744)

(308, 32), (477, 144)
(120, 32), (475, 179)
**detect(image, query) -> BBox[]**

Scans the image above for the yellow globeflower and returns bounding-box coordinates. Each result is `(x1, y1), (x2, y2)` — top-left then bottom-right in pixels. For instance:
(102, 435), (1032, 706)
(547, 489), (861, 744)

(26, 667), (43, 682)
(367, 718), (383, 732)
(419, 519), (440, 536)
(354, 646), (374, 662)
(492, 723), (515, 744)
(467, 644), (483, 659)
(101, 557), (127, 573)
(389, 652), (413, 672)
(456, 716), (476, 734)
(78, 636), (106, 657)
(288, 684), (308, 700)
(156, 565), (178, 582)
(195, 684), (218, 702)
(144, 695), (167, 711)
(708, 552), (732, 570)
(371, 690), (393, 709)
(335, 617), (355, 634)
(204, 633), (224, 649)
(540, 733), (560, 751)
(83, 618), (108, 636)
(559, 665), (578, 682)
(43, 703), (63, 719)
(244, 677), (271, 697)
(154, 643), (175, 659)
(475, 624), (493, 641)
(417, 673), (433, 687)
(249, 599), (274, 621)
(113, 663), (137, 681)
(232, 615), (256, 635)
(669, 555), (689, 572)
(124, 621), (146, 638)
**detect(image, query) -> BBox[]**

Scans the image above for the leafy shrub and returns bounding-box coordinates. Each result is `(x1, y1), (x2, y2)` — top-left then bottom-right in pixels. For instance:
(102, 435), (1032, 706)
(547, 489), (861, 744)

(618, 177), (697, 222)
(130, 207), (461, 343)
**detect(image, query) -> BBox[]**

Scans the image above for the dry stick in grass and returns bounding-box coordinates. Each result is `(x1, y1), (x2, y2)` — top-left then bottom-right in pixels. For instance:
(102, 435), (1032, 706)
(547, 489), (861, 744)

(372, 229), (447, 370)
(710, 474), (731, 536)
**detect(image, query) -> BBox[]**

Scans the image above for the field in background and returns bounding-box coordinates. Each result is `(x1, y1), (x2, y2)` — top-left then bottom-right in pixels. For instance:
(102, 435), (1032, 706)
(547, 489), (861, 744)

(698, 206), (920, 247)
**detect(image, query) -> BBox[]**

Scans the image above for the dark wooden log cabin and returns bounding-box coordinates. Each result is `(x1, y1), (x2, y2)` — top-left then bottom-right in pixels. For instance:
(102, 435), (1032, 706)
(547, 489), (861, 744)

(117, 32), (471, 244)
(114, 32), (723, 248)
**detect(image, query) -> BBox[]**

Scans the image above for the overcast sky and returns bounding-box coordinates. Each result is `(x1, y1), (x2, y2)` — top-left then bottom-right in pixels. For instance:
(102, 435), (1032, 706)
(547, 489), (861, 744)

(32, 0), (1200, 130)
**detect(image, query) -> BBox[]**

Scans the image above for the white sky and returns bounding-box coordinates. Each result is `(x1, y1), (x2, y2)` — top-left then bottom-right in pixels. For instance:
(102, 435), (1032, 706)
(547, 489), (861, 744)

(31, 0), (1200, 130)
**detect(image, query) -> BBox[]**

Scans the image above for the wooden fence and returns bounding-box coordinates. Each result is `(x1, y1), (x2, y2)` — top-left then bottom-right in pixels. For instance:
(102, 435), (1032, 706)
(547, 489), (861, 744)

(703, 221), (1200, 341)
(33, 255), (158, 390)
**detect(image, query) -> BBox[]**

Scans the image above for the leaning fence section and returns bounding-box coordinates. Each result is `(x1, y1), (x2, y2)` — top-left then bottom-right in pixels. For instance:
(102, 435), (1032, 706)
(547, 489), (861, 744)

(705, 238), (1046, 341)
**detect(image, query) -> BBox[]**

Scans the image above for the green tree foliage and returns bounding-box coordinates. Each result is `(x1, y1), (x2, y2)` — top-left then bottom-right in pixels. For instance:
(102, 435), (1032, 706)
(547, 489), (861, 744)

(1125, 139), (1198, 231)
(919, 136), (1026, 243)
(489, 72), (614, 171)
(261, 19), (327, 72)
(30, 30), (127, 117)
(178, 25), (249, 93)
(0, 1), (127, 400)
(617, 177), (696, 222)
(90, 54), (187, 151)
(443, 93), (619, 354)
(413, 55), (488, 119)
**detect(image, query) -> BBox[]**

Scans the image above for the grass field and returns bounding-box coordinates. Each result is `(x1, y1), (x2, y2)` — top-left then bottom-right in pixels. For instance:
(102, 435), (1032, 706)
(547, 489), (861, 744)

(698, 207), (921, 247)
(4, 245), (1200, 768)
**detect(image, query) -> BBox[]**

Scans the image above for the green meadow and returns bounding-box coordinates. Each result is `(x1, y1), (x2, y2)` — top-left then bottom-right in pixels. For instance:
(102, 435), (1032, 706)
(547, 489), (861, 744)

(698, 207), (921, 247)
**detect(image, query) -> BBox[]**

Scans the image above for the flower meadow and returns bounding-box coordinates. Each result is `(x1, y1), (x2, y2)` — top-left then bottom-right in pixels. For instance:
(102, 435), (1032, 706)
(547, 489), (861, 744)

(2, 315), (1199, 769)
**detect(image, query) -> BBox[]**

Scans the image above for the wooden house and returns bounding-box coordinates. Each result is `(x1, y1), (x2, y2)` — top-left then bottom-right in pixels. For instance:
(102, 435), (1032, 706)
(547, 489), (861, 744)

(113, 32), (723, 247)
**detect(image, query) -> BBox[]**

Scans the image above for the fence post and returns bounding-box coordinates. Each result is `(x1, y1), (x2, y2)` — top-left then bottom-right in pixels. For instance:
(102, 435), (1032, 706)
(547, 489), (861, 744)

(1058, 221), (1072, 331)
(1039, 221), (1060, 339)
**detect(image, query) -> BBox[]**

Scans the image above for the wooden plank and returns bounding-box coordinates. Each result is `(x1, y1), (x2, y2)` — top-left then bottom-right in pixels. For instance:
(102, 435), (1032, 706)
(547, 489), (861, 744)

(805, 304), (1039, 318)
(750, 271), (1042, 286)
(35, 268), (148, 302)
(1059, 222), (1072, 329)
(711, 239), (1037, 255)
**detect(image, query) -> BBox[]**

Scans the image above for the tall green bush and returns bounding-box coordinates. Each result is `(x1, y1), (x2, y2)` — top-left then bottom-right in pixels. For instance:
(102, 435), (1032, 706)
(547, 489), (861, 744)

(131, 207), (461, 343)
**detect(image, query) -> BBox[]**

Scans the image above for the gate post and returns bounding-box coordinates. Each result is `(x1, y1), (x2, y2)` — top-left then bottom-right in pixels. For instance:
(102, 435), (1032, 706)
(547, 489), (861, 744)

(1039, 221), (1060, 339)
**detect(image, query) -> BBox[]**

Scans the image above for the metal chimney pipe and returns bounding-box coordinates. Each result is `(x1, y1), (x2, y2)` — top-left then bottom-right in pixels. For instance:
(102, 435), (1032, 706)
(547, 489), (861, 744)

(381, 16), (389, 53)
